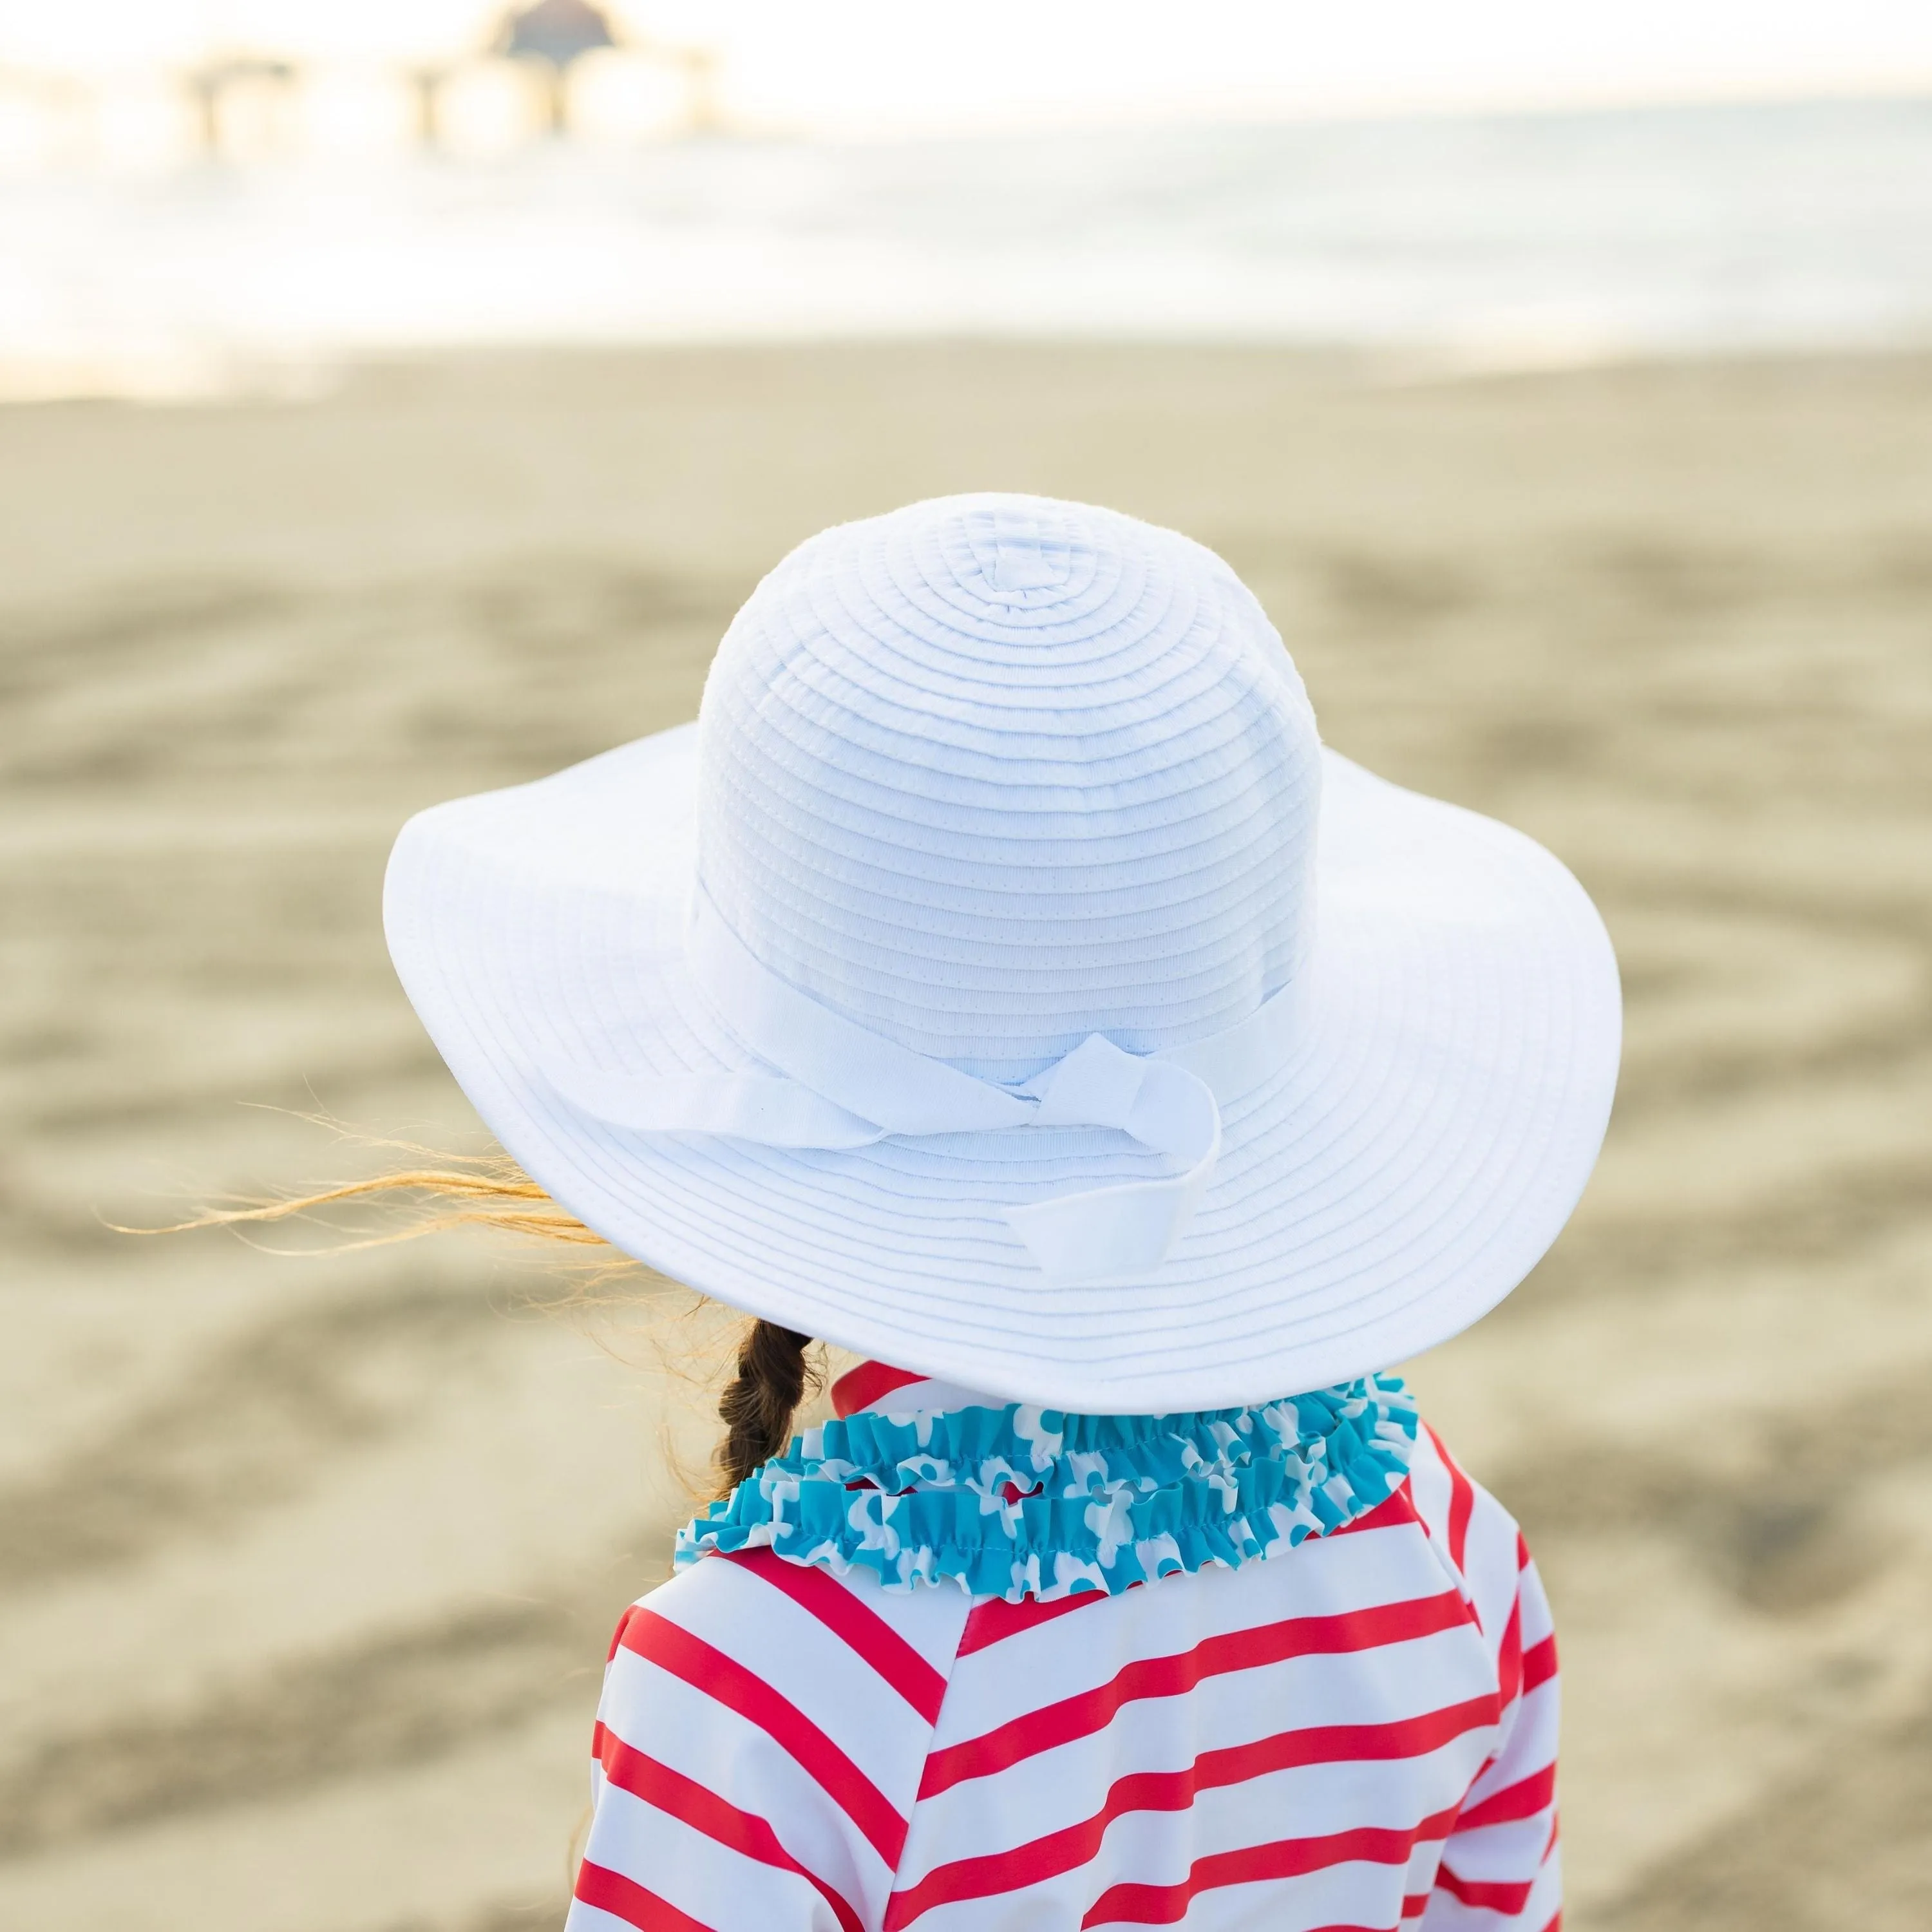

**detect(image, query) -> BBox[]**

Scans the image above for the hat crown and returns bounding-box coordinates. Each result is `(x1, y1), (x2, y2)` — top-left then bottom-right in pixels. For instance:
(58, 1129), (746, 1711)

(694, 494), (1321, 1082)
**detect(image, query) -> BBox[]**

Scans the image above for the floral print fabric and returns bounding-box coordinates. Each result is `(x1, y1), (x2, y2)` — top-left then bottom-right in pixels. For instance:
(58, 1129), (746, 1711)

(676, 1375), (1418, 1603)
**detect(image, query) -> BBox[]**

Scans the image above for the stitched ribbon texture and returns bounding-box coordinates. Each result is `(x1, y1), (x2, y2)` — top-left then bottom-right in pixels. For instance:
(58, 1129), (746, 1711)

(675, 1375), (1417, 1603)
(544, 887), (1311, 1283)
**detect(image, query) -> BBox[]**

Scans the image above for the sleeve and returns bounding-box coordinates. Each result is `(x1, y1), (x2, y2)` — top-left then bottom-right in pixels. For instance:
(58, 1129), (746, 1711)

(565, 1550), (967, 1932)
(1414, 1429), (1562, 1932)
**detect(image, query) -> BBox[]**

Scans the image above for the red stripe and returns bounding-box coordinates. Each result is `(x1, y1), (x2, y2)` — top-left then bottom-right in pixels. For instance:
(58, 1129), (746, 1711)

(1540, 1911), (1562, 1931)
(616, 1606), (907, 1866)
(1434, 1864), (1535, 1915)
(955, 1489), (1421, 1660)
(1455, 1762), (1557, 1832)
(1329, 1484), (1421, 1537)
(887, 1697), (1497, 1927)
(958, 1587), (1112, 1657)
(1425, 1425), (1475, 1575)
(1522, 1632), (1558, 1695)
(573, 1858), (715, 1931)
(1401, 1892), (1432, 1920)
(920, 1588), (1473, 1799)
(592, 1721), (862, 1932)
(831, 1361), (931, 1417)
(1078, 1803), (1461, 1927)
(1496, 1591), (1524, 1709)
(726, 1547), (949, 1723)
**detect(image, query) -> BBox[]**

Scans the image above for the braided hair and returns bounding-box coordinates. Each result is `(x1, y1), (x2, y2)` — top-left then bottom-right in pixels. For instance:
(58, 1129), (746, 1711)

(714, 1319), (817, 1493)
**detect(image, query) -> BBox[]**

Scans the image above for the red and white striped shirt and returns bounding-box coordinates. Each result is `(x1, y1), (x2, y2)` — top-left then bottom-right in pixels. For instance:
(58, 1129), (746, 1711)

(569, 1363), (1560, 1932)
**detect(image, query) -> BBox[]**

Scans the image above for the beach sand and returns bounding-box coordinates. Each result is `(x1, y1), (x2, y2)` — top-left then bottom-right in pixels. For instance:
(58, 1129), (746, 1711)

(1, 343), (1929, 1929)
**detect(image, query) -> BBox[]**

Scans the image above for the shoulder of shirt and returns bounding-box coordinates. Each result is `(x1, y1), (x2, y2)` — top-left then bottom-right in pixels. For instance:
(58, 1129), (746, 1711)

(620, 1546), (974, 1727)
(588, 1550), (971, 1917)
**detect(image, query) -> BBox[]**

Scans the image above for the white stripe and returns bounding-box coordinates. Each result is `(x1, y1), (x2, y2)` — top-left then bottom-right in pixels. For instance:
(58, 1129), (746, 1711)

(933, 1609), (1497, 1786)
(1461, 1499), (1530, 1646)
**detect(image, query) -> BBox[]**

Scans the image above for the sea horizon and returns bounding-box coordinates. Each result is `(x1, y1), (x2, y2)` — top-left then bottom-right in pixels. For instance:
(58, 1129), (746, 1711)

(4, 90), (1930, 401)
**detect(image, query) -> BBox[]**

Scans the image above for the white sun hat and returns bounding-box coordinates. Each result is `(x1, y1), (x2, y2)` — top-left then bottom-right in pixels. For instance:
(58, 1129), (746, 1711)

(384, 493), (1619, 1412)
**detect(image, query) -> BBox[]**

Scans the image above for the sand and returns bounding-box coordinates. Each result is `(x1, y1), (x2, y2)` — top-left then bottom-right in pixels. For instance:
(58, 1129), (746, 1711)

(1, 343), (1929, 1930)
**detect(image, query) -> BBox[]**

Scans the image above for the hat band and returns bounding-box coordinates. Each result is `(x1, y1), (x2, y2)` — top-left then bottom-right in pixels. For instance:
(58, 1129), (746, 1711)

(541, 887), (1310, 1285)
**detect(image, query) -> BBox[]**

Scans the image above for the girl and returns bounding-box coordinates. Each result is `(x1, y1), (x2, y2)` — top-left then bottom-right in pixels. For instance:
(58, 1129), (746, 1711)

(378, 494), (1618, 1929)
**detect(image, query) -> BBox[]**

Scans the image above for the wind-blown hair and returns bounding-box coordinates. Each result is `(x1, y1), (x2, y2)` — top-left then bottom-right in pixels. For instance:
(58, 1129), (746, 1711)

(150, 1137), (820, 1495)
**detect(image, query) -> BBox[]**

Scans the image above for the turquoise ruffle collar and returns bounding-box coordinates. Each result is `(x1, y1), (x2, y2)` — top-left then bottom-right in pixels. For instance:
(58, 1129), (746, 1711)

(674, 1375), (1417, 1604)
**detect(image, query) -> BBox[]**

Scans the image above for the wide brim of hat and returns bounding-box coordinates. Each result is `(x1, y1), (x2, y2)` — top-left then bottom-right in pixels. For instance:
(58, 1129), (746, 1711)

(384, 724), (1619, 1412)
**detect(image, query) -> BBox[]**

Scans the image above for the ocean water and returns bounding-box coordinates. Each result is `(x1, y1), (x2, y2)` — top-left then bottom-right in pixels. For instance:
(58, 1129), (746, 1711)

(5, 93), (1931, 397)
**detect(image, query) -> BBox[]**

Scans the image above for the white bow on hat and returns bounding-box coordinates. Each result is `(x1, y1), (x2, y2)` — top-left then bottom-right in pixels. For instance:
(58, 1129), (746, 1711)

(545, 885), (1311, 1284)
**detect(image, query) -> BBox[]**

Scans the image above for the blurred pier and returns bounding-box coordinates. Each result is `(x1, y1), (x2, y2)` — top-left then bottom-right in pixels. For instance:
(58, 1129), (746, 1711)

(0, 5), (723, 169)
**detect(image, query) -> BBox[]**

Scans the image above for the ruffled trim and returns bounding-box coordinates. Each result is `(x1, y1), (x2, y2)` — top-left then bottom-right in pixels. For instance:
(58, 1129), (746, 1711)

(674, 1375), (1418, 1603)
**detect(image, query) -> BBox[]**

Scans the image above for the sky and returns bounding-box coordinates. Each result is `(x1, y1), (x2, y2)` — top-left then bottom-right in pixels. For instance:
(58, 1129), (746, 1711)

(1, 0), (1929, 135)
